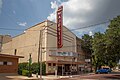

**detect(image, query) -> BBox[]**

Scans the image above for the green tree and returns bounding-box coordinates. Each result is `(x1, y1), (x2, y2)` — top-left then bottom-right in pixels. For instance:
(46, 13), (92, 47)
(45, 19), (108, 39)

(81, 16), (120, 71)
(81, 34), (93, 56)
(92, 32), (107, 71)
(105, 16), (120, 67)
(81, 34), (93, 72)
(92, 16), (120, 70)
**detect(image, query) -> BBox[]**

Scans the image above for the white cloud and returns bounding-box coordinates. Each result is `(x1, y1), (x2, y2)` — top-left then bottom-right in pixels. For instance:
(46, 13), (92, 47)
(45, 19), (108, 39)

(0, 0), (3, 14)
(47, 0), (95, 29)
(58, 0), (62, 3)
(47, 12), (56, 21)
(47, 1), (58, 21)
(47, 0), (120, 37)
(51, 1), (58, 9)
(18, 22), (27, 27)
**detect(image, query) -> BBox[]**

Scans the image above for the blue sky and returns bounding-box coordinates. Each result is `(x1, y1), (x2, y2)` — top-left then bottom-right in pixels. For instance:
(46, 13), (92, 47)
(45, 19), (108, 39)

(0, 0), (120, 37)
(0, 0), (52, 36)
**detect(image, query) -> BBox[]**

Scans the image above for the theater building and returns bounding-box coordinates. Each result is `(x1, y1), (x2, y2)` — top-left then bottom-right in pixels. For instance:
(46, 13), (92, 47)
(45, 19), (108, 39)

(2, 20), (85, 75)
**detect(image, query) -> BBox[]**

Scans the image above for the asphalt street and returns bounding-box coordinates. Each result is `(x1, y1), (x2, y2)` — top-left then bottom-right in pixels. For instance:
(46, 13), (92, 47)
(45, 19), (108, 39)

(56, 71), (120, 80)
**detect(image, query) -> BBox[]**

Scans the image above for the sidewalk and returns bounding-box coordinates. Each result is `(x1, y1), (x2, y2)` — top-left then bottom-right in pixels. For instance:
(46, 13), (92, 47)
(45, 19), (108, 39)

(36, 72), (95, 80)
(0, 73), (69, 80)
(0, 72), (95, 80)
(32, 74), (72, 80)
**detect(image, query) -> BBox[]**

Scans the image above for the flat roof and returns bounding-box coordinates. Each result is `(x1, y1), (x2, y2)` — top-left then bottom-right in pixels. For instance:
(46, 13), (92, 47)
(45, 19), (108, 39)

(0, 54), (24, 58)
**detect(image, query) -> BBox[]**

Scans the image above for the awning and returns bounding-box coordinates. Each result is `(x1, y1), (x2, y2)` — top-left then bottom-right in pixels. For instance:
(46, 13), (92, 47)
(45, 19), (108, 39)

(46, 60), (85, 64)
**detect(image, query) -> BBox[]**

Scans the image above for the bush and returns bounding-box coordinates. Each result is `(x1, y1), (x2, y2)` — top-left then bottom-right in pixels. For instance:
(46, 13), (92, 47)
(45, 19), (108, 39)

(18, 62), (28, 70)
(31, 63), (39, 74)
(18, 62), (28, 75)
(22, 70), (29, 76)
(22, 70), (32, 76)
(31, 62), (46, 75)
(18, 69), (22, 75)
(18, 62), (46, 75)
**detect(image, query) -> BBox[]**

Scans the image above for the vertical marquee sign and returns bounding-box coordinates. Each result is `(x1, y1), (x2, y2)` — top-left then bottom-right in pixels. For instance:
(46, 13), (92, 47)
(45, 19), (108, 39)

(57, 6), (63, 48)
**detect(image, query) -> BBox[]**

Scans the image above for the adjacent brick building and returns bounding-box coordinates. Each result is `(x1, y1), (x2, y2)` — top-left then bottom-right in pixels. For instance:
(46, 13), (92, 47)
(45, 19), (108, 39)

(0, 54), (23, 73)
(0, 35), (12, 53)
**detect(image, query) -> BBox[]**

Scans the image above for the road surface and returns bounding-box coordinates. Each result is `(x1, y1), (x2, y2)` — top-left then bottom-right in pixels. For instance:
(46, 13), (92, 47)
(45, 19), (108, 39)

(57, 71), (120, 80)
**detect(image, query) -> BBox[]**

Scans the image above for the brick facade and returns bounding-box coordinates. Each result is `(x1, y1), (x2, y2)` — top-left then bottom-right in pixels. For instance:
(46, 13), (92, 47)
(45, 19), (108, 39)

(0, 54), (23, 73)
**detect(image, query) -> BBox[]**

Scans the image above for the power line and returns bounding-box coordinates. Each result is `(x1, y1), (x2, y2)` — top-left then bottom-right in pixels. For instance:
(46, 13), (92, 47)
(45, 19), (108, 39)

(0, 27), (24, 31)
(64, 20), (110, 32)
(0, 20), (110, 32)
(1, 20), (110, 52)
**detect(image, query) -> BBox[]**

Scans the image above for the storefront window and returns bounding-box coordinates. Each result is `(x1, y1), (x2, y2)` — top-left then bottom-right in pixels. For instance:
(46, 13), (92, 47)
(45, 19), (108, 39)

(48, 63), (51, 66)
(53, 63), (56, 66)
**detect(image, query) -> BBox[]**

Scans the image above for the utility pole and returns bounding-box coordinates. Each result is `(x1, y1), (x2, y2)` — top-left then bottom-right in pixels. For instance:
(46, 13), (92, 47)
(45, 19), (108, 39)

(40, 30), (43, 79)
(38, 30), (42, 79)
(38, 26), (46, 80)
(0, 35), (3, 53)
(38, 23), (53, 79)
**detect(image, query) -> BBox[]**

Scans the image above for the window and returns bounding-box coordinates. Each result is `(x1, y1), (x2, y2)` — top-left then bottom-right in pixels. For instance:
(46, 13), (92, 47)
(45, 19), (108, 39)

(48, 63), (51, 66)
(7, 62), (12, 65)
(14, 49), (17, 55)
(0, 61), (13, 65)
(0, 62), (3, 65)
(53, 63), (56, 66)
(3, 61), (7, 65)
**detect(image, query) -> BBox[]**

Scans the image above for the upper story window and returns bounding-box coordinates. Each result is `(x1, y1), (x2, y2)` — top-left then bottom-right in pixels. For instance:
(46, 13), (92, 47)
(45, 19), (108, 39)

(14, 49), (17, 55)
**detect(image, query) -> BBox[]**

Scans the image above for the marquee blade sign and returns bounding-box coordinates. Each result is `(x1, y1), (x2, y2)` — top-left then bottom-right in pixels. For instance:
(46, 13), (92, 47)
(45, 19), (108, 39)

(57, 6), (63, 48)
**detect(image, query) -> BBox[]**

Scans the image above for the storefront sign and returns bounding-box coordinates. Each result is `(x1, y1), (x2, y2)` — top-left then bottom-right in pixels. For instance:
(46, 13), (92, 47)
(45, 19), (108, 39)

(50, 51), (78, 57)
(57, 6), (63, 48)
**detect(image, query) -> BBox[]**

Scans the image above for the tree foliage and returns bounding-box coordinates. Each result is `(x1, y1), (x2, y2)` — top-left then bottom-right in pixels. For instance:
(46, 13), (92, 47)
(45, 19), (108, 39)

(81, 34), (93, 56)
(105, 16), (120, 67)
(81, 16), (120, 70)
(93, 16), (120, 68)
(92, 32), (107, 70)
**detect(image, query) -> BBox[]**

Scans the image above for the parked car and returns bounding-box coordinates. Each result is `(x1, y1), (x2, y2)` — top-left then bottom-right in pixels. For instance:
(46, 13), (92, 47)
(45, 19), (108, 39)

(96, 68), (111, 74)
(103, 68), (112, 72)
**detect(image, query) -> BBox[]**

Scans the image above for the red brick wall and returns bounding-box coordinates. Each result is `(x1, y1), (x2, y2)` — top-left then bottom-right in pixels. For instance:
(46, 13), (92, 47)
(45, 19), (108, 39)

(0, 57), (18, 73)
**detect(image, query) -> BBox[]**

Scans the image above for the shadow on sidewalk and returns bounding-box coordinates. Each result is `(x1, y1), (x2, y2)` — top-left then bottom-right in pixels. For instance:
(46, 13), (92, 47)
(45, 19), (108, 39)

(103, 75), (120, 79)
(0, 73), (21, 80)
